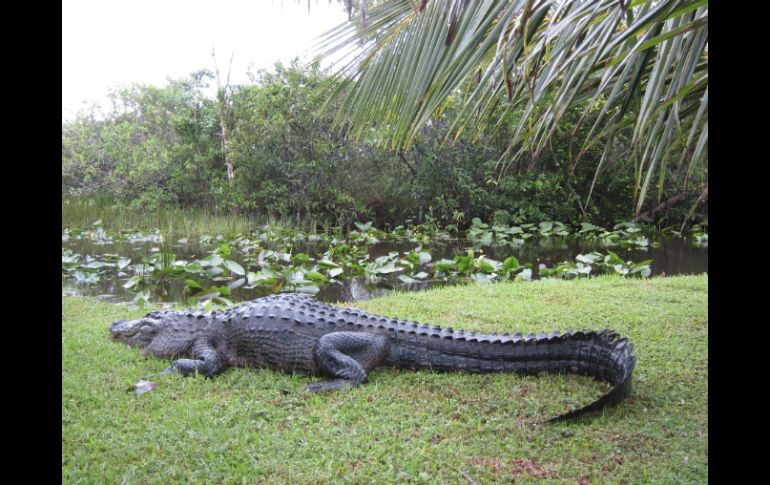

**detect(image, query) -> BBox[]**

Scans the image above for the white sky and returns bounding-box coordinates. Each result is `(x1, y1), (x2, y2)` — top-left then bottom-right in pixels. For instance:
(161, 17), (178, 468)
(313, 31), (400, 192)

(62, 0), (350, 120)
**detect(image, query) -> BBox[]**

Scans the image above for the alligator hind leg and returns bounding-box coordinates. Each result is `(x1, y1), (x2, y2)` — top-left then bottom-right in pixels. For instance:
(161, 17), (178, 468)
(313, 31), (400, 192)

(307, 332), (391, 392)
(159, 339), (224, 378)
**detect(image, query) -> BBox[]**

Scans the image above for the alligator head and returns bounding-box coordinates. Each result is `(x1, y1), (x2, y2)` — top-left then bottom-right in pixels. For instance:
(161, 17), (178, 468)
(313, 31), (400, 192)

(110, 312), (205, 358)
(110, 317), (166, 349)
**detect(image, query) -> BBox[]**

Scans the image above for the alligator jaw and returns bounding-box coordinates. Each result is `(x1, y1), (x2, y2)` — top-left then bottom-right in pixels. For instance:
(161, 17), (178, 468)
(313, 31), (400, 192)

(110, 318), (160, 348)
(110, 319), (140, 337)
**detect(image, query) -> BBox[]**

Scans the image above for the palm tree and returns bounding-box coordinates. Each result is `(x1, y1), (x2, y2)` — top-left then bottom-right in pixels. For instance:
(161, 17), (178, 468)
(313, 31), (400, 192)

(316, 0), (708, 219)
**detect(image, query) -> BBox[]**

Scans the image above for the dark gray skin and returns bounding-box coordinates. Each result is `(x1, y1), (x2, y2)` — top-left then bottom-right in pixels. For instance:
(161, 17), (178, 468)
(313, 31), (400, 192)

(111, 293), (636, 421)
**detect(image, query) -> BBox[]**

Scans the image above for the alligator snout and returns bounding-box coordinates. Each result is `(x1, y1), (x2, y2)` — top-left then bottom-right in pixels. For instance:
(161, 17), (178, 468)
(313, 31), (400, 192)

(110, 319), (132, 337)
(110, 317), (164, 349)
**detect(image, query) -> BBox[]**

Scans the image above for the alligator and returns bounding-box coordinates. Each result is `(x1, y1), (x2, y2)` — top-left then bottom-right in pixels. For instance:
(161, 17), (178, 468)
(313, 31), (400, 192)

(110, 293), (636, 422)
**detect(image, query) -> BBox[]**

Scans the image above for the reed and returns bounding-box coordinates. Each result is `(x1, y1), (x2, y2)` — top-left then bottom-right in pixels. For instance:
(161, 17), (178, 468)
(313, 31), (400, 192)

(62, 196), (325, 236)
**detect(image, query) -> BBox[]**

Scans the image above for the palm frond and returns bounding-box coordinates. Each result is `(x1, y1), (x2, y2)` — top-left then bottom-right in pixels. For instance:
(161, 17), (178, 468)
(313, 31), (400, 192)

(316, 0), (708, 215)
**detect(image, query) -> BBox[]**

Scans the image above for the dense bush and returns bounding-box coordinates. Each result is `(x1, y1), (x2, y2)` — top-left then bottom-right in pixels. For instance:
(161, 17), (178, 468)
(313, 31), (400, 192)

(62, 61), (705, 229)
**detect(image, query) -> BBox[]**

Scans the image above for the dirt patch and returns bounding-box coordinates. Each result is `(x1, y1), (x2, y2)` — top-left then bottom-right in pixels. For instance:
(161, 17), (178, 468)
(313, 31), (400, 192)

(601, 431), (659, 453)
(467, 457), (561, 480)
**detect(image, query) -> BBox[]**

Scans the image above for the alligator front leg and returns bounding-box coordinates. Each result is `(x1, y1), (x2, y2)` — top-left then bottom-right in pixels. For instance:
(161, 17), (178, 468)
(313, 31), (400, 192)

(307, 332), (391, 392)
(159, 338), (224, 378)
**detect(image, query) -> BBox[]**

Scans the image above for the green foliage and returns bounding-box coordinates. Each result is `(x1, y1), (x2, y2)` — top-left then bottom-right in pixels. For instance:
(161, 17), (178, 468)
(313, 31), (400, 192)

(224, 61), (373, 226)
(64, 218), (672, 307)
(318, 0), (708, 217)
(61, 196), (261, 236)
(62, 70), (223, 208)
(62, 60), (705, 229)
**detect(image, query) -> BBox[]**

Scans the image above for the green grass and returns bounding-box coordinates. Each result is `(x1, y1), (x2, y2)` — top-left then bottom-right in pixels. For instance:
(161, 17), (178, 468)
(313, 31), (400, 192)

(62, 275), (707, 484)
(62, 196), (323, 236)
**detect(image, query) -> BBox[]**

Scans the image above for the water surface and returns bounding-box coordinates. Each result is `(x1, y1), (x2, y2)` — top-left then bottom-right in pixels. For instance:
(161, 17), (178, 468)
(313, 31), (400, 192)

(62, 235), (707, 304)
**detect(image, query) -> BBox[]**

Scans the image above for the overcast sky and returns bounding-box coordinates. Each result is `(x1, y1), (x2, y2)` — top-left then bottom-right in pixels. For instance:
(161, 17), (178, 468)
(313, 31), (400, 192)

(62, 0), (350, 120)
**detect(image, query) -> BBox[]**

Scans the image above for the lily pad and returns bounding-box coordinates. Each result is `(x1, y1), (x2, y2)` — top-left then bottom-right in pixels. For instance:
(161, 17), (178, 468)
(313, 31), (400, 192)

(223, 260), (245, 276)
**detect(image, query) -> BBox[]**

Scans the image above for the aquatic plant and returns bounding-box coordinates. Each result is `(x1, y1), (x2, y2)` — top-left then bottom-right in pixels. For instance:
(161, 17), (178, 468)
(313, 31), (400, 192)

(63, 216), (705, 306)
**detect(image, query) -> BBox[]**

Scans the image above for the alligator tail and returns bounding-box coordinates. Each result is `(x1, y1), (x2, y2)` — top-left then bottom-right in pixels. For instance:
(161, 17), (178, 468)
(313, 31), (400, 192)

(541, 329), (636, 422)
(393, 327), (636, 422)
(498, 329), (636, 422)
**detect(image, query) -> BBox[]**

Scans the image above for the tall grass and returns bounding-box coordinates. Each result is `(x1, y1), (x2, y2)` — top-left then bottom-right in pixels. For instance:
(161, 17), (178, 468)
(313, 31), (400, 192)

(62, 196), (326, 236)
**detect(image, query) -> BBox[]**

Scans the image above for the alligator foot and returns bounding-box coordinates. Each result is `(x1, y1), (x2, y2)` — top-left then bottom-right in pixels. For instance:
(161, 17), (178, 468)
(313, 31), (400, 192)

(312, 331), (391, 387)
(160, 359), (207, 377)
(159, 338), (224, 377)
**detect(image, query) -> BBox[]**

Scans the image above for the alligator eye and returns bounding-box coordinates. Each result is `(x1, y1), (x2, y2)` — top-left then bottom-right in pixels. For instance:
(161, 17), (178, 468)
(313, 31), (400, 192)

(139, 324), (155, 334)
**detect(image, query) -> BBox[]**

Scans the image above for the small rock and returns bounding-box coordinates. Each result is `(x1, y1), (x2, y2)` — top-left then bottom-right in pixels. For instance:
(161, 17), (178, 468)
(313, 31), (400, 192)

(134, 380), (157, 395)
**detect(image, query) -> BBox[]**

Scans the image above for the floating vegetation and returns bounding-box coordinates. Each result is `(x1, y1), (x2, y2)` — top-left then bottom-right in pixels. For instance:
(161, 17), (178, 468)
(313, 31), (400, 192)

(62, 218), (706, 306)
(465, 218), (662, 250)
(661, 220), (708, 248)
(63, 238), (652, 308)
(539, 251), (652, 279)
(690, 223), (708, 248)
(62, 224), (163, 245)
(63, 217), (708, 252)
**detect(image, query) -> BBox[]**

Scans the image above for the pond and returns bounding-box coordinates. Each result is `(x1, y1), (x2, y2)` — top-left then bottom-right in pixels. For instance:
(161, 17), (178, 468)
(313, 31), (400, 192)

(62, 226), (707, 305)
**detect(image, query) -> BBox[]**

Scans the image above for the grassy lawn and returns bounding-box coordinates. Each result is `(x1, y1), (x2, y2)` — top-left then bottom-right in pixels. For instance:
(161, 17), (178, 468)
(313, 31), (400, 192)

(62, 275), (707, 484)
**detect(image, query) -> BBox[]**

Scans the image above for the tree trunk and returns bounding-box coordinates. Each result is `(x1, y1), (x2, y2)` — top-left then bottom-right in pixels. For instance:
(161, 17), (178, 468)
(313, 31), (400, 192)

(634, 192), (689, 222)
(213, 49), (235, 185)
(680, 183), (708, 232)
(219, 118), (234, 185)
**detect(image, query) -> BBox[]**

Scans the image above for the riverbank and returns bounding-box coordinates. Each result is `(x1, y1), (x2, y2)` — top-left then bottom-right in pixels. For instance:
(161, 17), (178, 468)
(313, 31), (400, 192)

(63, 275), (707, 483)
